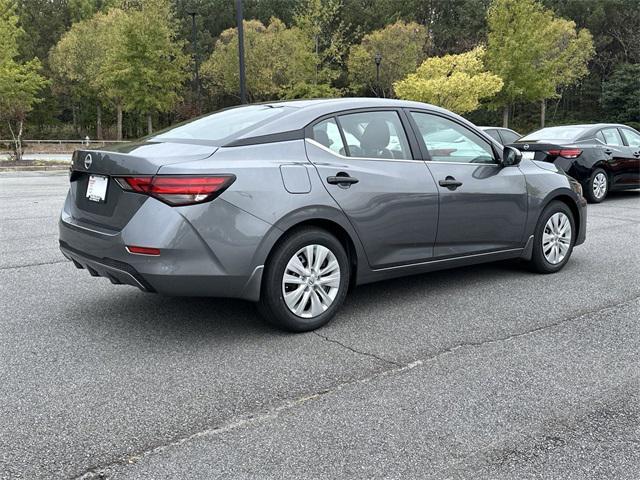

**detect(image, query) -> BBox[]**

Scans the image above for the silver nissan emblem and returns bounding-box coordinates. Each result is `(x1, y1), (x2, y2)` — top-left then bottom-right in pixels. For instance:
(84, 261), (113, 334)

(84, 154), (93, 169)
(523, 144), (530, 150)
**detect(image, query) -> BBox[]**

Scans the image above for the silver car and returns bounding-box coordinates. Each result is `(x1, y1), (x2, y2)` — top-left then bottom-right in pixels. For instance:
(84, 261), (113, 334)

(59, 98), (586, 331)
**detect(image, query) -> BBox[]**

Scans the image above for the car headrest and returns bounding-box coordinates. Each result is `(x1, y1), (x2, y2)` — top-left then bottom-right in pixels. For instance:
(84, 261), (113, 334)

(361, 119), (390, 152)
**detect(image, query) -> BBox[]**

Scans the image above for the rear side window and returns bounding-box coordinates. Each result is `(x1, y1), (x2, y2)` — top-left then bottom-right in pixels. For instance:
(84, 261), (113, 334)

(153, 105), (288, 142)
(337, 111), (411, 159)
(410, 112), (495, 164)
(622, 129), (640, 147)
(484, 129), (502, 143)
(500, 129), (521, 144)
(601, 128), (624, 146)
(312, 118), (345, 154)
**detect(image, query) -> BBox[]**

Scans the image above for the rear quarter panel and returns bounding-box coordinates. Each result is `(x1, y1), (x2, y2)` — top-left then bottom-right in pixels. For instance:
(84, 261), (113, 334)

(156, 140), (369, 280)
(520, 159), (586, 240)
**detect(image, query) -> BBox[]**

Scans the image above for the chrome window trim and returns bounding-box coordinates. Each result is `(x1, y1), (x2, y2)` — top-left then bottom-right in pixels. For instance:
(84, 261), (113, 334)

(305, 138), (426, 164)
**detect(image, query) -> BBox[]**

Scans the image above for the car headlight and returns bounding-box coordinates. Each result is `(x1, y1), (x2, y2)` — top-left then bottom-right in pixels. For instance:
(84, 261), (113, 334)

(569, 178), (583, 196)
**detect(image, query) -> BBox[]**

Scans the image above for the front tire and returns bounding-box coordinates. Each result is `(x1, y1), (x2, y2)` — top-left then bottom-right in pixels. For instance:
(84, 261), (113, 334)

(258, 227), (350, 332)
(527, 201), (575, 274)
(585, 168), (608, 203)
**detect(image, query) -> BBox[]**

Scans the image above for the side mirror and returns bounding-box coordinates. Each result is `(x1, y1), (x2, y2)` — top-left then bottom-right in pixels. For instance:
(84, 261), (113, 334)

(502, 146), (522, 166)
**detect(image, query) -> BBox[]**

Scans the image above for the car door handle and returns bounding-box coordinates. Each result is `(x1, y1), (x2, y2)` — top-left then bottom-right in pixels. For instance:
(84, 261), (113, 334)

(439, 177), (463, 189)
(604, 148), (613, 155)
(327, 174), (359, 186)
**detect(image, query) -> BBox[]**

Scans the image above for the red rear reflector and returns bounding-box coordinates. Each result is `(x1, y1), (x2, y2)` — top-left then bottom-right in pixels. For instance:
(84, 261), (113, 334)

(546, 149), (582, 159)
(115, 175), (235, 206)
(126, 246), (161, 256)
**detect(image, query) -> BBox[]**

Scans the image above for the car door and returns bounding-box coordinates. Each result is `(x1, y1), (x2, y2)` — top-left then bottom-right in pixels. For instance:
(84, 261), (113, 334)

(407, 110), (528, 258)
(618, 128), (640, 187)
(305, 110), (439, 269)
(600, 127), (632, 188)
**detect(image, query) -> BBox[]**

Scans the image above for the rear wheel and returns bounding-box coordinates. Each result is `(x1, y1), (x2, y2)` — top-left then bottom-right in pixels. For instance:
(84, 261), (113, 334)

(258, 227), (350, 332)
(527, 201), (575, 274)
(585, 168), (608, 203)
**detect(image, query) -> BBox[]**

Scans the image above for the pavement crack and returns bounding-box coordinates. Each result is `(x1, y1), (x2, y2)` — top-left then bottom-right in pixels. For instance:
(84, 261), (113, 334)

(0, 259), (67, 270)
(313, 330), (402, 366)
(69, 296), (638, 479)
(418, 296), (640, 366)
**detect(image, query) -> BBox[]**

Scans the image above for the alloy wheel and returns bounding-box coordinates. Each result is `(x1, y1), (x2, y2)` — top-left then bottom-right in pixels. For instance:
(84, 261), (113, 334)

(592, 172), (607, 200)
(542, 212), (572, 265)
(282, 244), (341, 318)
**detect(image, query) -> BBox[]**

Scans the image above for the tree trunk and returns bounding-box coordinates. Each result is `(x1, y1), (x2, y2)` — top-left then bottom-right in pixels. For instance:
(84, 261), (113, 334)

(116, 103), (123, 141)
(72, 106), (78, 135)
(7, 120), (23, 161)
(96, 104), (102, 140)
(17, 120), (23, 162)
(502, 104), (509, 128)
(147, 112), (152, 135)
(540, 99), (546, 128)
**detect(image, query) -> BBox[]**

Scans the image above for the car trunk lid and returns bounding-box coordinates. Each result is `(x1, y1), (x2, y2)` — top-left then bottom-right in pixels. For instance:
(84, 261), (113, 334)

(511, 140), (581, 162)
(67, 141), (217, 231)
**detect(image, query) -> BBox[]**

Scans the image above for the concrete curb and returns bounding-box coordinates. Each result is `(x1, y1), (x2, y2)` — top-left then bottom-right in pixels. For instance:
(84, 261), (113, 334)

(0, 165), (70, 172)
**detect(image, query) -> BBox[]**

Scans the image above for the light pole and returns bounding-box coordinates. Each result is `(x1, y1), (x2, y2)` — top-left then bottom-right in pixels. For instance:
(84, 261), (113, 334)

(236, 0), (247, 104)
(374, 52), (382, 97)
(188, 11), (200, 113)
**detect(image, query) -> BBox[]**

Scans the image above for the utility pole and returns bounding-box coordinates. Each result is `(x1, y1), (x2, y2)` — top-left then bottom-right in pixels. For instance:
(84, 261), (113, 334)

(236, 0), (247, 104)
(374, 52), (382, 97)
(188, 11), (200, 113)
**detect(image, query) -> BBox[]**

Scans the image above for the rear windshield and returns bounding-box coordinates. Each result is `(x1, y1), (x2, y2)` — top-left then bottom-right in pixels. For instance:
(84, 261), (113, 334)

(521, 126), (589, 142)
(153, 105), (290, 142)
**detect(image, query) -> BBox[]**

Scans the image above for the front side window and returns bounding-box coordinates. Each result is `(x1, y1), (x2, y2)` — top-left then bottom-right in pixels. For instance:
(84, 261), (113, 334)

(312, 118), (345, 154)
(500, 129), (521, 144)
(410, 112), (495, 164)
(622, 129), (640, 147)
(601, 128), (624, 146)
(484, 129), (502, 143)
(336, 111), (411, 159)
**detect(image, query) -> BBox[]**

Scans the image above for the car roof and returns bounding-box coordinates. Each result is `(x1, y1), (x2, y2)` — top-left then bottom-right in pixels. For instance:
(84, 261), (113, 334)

(229, 97), (471, 142)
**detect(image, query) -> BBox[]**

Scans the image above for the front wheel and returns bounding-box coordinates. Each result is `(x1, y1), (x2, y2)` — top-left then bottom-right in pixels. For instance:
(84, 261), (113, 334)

(258, 227), (350, 332)
(527, 201), (576, 274)
(585, 168), (608, 203)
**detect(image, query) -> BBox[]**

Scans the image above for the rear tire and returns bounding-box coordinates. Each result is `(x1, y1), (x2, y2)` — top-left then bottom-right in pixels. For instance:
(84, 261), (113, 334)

(258, 227), (350, 332)
(527, 201), (575, 274)
(585, 168), (608, 203)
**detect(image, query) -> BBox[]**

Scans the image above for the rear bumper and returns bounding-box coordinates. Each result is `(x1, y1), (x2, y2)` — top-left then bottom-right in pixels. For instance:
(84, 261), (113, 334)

(58, 191), (271, 301)
(60, 241), (155, 292)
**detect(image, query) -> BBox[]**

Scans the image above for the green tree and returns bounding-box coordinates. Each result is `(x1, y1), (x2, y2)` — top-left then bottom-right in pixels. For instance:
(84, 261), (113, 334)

(395, 47), (503, 114)
(295, 0), (352, 87)
(0, 0), (48, 160)
(602, 63), (640, 128)
(201, 18), (318, 103)
(100, 0), (189, 137)
(486, 0), (593, 127)
(347, 21), (428, 98)
(49, 9), (122, 139)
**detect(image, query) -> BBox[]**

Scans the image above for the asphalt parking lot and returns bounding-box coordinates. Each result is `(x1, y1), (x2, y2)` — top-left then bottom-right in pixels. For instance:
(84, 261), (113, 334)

(1, 172), (639, 479)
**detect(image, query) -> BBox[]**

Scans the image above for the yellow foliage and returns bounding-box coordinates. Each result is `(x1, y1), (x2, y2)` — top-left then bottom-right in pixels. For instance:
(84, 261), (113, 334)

(394, 47), (503, 114)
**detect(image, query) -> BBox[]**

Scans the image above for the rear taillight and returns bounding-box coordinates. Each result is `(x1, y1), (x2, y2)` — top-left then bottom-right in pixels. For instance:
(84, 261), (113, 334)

(126, 245), (161, 256)
(546, 149), (582, 159)
(115, 175), (235, 206)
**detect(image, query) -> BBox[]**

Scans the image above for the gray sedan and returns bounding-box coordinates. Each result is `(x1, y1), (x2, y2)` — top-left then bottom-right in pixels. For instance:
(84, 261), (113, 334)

(59, 98), (586, 331)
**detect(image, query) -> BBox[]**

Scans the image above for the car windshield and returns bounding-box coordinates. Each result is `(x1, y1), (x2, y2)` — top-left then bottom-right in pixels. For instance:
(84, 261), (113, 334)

(153, 105), (290, 142)
(521, 126), (589, 142)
